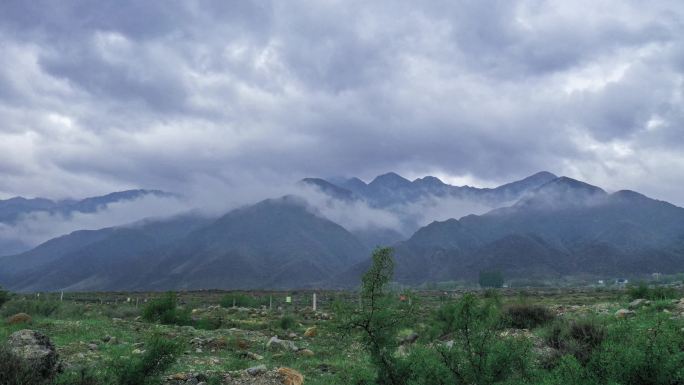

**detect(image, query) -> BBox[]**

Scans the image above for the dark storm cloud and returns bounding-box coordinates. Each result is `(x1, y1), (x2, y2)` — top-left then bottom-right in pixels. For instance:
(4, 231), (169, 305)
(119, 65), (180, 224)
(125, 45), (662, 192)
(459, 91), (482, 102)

(0, 0), (683, 206)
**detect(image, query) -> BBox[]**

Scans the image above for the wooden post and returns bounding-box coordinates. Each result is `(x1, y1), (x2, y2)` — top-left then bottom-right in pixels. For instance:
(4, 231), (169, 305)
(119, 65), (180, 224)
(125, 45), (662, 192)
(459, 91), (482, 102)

(313, 293), (317, 312)
(269, 295), (273, 311)
(60, 291), (64, 302)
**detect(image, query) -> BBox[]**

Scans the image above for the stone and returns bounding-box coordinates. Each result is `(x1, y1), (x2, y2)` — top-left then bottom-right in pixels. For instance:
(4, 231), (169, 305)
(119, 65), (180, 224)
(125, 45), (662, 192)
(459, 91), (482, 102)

(246, 351), (264, 360)
(266, 336), (298, 352)
(102, 335), (112, 343)
(303, 326), (317, 337)
(6, 313), (32, 325)
(628, 299), (648, 309)
(246, 364), (268, 376)
(615, 308), (636, 318)
(278, 367), (304, 385)
(401, 332), (419, 345)
(297, 348), (314, 357)
(7, 329), (60, 380)
(88, 343), (99, 351)
(132, 348), (144, 354)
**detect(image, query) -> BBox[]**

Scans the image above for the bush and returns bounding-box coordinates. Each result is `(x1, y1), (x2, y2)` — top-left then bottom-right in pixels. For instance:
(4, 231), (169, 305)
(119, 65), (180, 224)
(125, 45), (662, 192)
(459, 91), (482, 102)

(545, 318), (606, 365)
(109, 334), (182, 385)
(54, 368), (101, 385)
(627, 283), (678, 301)
(142, 292), (190, 325)
(0, 287), (9, 308)
(412, 294), (534, 385)
(504, 303), (555, 329)
(0, 299), (61, 318)
(0, 344), (49, 385)
(220, 293), (268, 308)
(277, 315), (296, 331)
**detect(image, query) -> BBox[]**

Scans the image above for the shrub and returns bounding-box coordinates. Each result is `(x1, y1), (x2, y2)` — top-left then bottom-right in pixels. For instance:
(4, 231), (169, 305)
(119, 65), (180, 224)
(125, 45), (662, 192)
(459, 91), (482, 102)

(0, 344), (49, 385)
(504, 303), (555, 329)
(142, 292), (190, 325)
(545, 318), (606, 365)
(412, 294), (534, 385)
(54, 368), (101, 385)
(277, 314), (296, 331)
(336, 247), (413, 385)
(109, 334), (182, 385)
(194, 316), (223, 330)
(479, 271), (504, 288)
(0, 286), (9, 308)
(220, 293), (268, 308)
(627, 283), (678, 301)
(0, 299), (61, 318)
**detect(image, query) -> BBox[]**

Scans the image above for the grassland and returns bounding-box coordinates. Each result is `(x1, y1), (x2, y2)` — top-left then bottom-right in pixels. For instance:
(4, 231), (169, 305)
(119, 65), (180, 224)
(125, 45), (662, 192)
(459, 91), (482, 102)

(2, 283), (684, 385)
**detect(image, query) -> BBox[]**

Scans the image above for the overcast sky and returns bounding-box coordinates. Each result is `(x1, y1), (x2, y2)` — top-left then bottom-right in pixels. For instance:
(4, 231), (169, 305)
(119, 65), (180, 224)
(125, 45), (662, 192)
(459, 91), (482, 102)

(1, 1), (683, 206)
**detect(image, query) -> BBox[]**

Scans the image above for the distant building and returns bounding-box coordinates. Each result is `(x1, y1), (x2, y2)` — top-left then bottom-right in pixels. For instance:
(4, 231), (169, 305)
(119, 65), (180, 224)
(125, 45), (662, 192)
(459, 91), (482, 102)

(597, 280), (605, 285)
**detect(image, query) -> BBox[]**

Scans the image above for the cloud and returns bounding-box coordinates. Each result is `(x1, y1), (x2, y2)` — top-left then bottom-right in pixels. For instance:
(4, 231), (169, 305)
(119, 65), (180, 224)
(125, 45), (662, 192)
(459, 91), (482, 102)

(0, 0), (682, 208)
(0, 194), (191, 250)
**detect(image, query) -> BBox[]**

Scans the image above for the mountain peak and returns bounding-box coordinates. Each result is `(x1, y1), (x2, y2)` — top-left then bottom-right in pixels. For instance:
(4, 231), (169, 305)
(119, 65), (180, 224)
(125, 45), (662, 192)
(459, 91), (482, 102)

(369, 172), (411, 187)
(413, 176), (446, 187)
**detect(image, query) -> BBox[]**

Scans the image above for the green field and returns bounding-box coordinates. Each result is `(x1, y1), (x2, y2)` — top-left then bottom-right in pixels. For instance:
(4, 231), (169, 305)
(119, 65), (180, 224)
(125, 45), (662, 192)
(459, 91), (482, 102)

(2, 254), (684, 385)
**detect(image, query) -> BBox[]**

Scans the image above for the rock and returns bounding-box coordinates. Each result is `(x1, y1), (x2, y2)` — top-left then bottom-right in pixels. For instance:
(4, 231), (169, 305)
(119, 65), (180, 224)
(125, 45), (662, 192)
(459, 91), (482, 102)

(6, 313), (32, 325)
(7, 329), (60, 380)
(88, 343), (99, 351)
(246, 351), (264, 360)
(266, 336), (298, 352)
(278, 367), (304, 385)
(615, 308), (636, 318)
(102, 335), (112, 343)
(297, 348), (314, 357)
(108, 337), (118, 345)
(246, 364), (268, 376)
(132, 348), (144, 354)
(629, 299), (648, 309)
(303, 327), (317, 337)
(401, 332), (419, 345)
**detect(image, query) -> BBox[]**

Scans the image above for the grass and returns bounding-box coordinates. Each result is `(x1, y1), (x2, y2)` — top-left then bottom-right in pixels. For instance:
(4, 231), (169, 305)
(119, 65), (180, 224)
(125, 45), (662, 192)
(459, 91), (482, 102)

(0, 288), (681, 385)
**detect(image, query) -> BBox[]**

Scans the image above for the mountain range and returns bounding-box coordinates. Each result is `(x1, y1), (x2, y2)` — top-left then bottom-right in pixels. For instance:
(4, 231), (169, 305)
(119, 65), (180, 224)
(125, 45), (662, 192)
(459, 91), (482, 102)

(1, 172), (683, 291)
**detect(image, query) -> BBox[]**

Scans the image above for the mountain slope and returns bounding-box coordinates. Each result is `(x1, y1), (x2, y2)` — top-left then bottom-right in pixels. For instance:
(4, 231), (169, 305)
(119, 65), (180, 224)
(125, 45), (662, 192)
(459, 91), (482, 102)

(385, 177), (684, 284)
(0, 196), (369, 291)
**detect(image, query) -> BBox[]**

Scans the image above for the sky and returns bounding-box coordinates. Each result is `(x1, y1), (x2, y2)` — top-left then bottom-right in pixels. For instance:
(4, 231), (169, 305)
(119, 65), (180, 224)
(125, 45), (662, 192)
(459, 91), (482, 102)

(1, 1), (683, 206)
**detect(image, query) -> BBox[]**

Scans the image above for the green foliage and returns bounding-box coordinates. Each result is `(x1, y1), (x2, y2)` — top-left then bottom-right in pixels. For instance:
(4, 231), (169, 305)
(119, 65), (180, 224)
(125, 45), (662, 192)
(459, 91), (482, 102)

(504, 303), (555, 329)
(220, 293), (268, 308)
(54, 368), (101, 385)
(0, 287), (9, 309)
(141, 292), (190, 325)
(413, 294), (534, 385)
(109, 334), (182, 385)
(478, 271), (504, 288)
(0, 298), (61, 318)
(627, 282), (678, 300)
(337, 247), (413, 385)
(0, 343), (49, 385)
(544, 318), (606, 365)
(589, 314), (684, 385)
(277, 314), (296, 331)
(194, 316), (223, 330)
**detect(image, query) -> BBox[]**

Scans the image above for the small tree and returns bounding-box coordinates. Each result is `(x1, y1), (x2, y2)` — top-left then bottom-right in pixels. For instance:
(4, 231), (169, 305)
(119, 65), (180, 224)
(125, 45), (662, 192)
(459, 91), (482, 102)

(0, 286), (9, 308)
(337, 247), (413, 385)
(479, 271), (504, 288)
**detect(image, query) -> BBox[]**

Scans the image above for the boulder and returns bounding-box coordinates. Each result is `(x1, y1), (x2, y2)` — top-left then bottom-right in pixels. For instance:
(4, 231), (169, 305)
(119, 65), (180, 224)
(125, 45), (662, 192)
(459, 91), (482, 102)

(266, 336), (298, 352)
(246, 364), (268, 376)
(6, 313), (32, 325)
(303, 327), (317, 338)
(401, 332), (419, 345)
(628, 299), (648, 309)
(277, 367), (304, 385)
(7, 329), (60, 380)
(615, 308), (636, 318)
(297, 349), (314, 357)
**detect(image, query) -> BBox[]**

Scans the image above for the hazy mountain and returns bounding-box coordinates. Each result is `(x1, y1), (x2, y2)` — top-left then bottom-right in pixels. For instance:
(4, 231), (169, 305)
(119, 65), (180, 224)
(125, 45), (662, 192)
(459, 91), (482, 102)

(0, 196), (368, 291)
(381, 177), (684, 284)
(305, 171), (558, 209)
(0, 189), (174, 255)
(0, 189), (171, 224)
